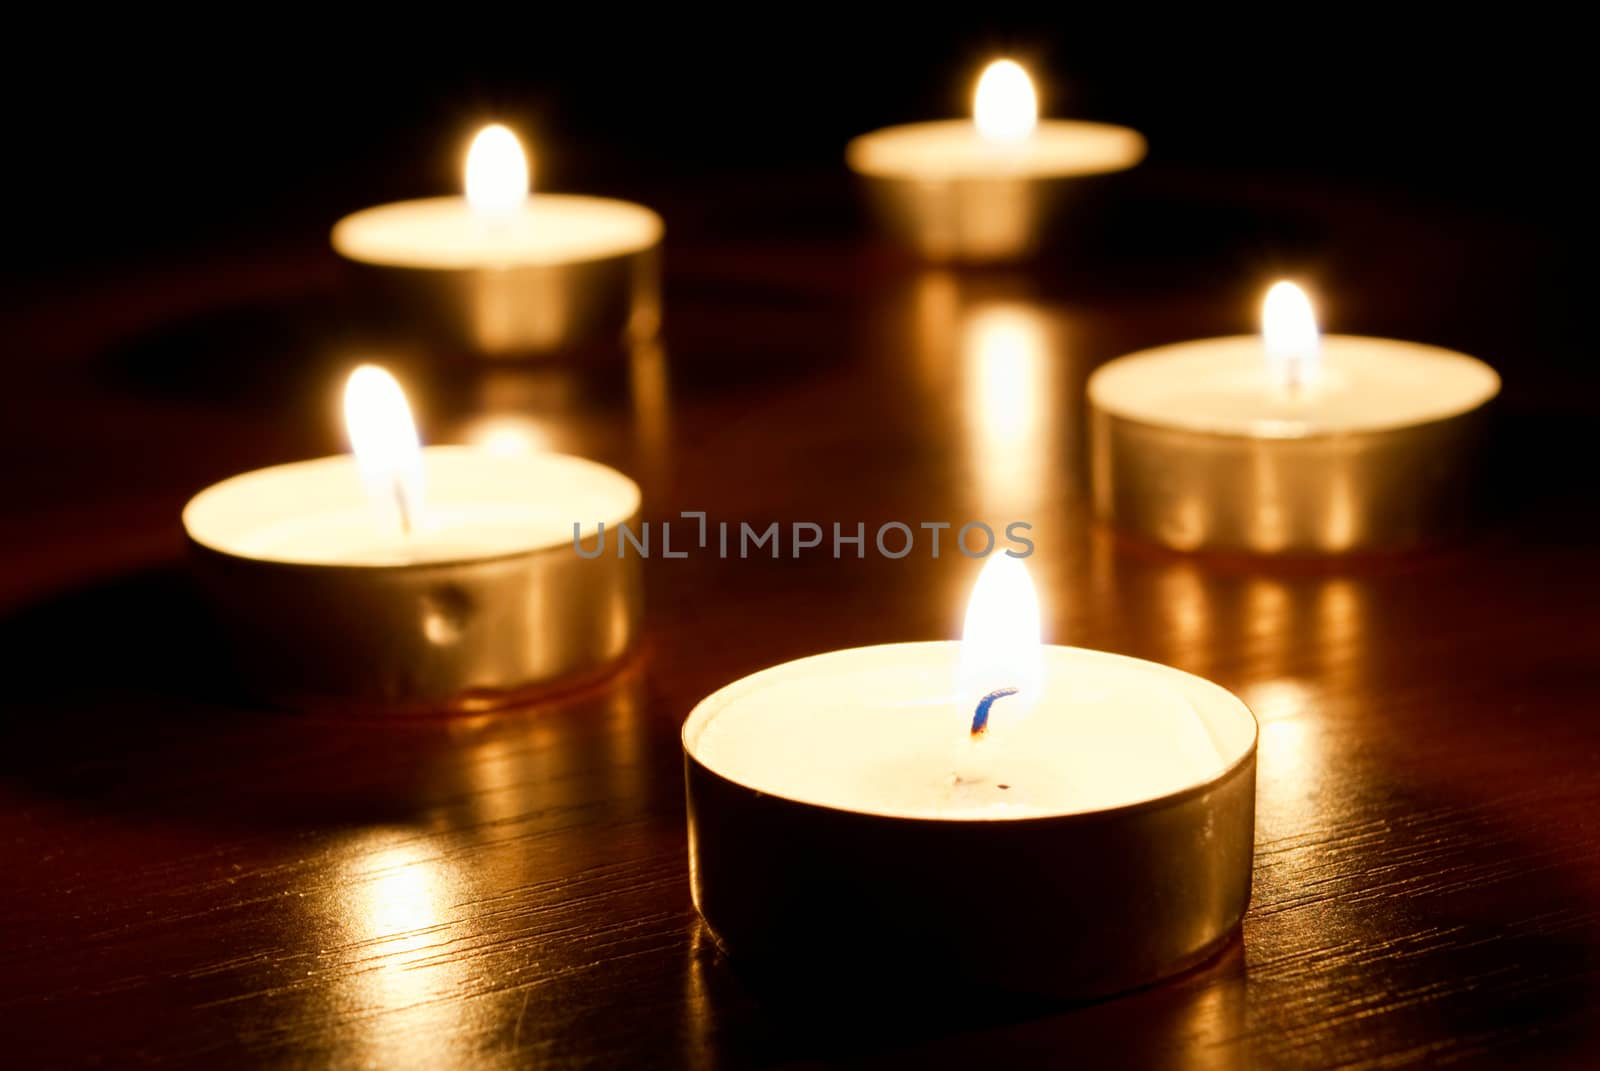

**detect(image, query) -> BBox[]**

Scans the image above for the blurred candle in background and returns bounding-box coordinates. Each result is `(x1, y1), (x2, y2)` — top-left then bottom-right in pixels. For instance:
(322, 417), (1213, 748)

(332, 124), (663, 358)
(846, 59), (1146, 262)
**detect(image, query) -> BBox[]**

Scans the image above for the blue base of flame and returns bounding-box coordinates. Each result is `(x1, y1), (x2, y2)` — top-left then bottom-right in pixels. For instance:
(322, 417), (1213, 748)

(970, 687), (1019, 738)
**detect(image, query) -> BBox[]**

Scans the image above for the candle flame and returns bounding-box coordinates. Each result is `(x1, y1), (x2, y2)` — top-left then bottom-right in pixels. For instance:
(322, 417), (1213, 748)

(464, 124), (530, 216)
(343, 365), (425, 536)
(1262, 281), (1320, 391)
(959, 554), (1043, 724)
(973, 60), (1038, 142)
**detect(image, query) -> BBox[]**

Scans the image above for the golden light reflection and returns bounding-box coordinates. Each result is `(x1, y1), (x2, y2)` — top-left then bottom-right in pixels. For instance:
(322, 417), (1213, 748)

(1144, 968), (1250, 1071)
(1243, 677), (1318, 727)
(1158, 562), (1211, 671)
(960, 303), (1062, 515)
(1244, 575), (1293, 677)
(451, 347), (672, 487)
(680, 924), (720, 1071)
(913, 271), (960, 361)
(1317, 577), (1362, 655)
(879, 272), (1088, 573)
(462, 367), (579, 454)
(329, 835), (471, 1068)
(1099, 544), (1371, 693)
(458, 732), (529, 828)
(628, 339), (673, 494)
(460, 413), (553, 456)
(363, 844), (447, 940)
(1247, 687), (1326, 845)
(901, 271), (962, 405)
(1239, 683), (1327, 909)
(602, 672), (651, 803)
(448, 669), (650, 835)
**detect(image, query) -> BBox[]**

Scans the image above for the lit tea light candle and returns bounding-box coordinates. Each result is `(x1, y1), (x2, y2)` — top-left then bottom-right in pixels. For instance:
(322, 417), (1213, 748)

(1088, 281), (1502, 554)
(845, 59), (1146, 262)
(683, 557), (1257, 996)
(184, 365), (642, 713)
(692, 556), (1232, 816)
(332, 124), (663, 358)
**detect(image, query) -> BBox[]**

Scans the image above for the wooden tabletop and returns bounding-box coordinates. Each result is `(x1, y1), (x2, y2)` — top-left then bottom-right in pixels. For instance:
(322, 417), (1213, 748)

(1, 165), (1594, 1068)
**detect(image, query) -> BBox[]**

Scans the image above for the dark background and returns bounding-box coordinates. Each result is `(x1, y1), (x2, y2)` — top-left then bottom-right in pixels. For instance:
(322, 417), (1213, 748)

(4, 16), (1600, 1067)
(2, 16), (1583, 286)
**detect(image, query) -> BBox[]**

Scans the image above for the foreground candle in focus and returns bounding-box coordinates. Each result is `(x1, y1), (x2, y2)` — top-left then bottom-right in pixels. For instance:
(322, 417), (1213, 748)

(845, 59), (1146, 262)
(1088, 282), (1502, 555)
(183, 366), (641, 713)
(332, 124), (663, 358)
(683, 557), (1257, 997)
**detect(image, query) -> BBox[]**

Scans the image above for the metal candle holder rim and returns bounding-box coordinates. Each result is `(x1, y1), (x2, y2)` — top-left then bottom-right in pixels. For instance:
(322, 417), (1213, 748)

(682, 642), (1260, 823)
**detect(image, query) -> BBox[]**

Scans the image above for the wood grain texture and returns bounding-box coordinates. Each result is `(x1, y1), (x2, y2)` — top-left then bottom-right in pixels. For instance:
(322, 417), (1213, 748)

(0, 169), (1594, 1068)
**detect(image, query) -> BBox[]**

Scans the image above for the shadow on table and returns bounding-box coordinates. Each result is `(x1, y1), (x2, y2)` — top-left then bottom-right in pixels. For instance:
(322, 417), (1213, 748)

(97, 286), (354, 409)
(91, 259), (848, 419)
(0, 564), (669, 834)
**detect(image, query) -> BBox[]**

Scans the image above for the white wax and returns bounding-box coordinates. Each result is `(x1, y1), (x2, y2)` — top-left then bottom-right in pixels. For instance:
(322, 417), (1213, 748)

(183, 446), (639, 566)
(1089, 335), (1500, 438)
(685, 643), (1255, 820)
(330, 194), (662, 270)
(846, 119), (1146, 181)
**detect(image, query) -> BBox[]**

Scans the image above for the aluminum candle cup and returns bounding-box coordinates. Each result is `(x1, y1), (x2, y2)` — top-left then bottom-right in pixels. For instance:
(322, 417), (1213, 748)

(1089, 334), (1502, 555)
(183, 447), (642, 714)
(331, 125), (662, 359)
(683, 642), (1258, 998)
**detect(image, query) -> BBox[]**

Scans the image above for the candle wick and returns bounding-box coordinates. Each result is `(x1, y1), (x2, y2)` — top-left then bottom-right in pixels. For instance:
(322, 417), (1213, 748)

(393, 479), (414, 537)
(970, 687), (1019, 738)
(1282, 349), (1316, 399)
